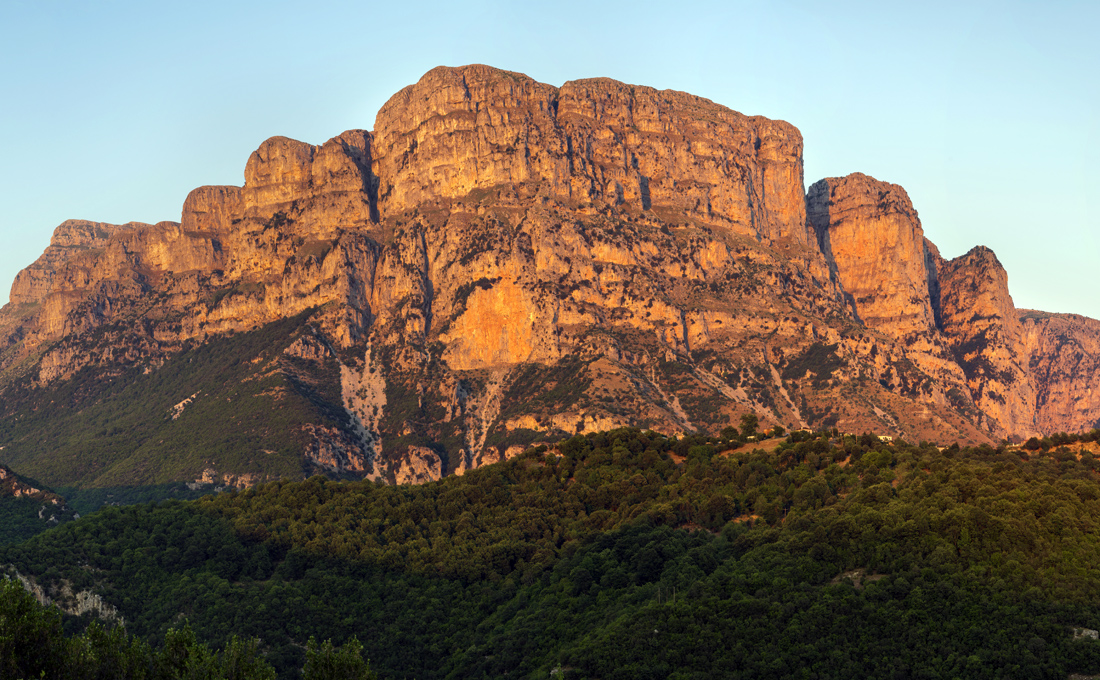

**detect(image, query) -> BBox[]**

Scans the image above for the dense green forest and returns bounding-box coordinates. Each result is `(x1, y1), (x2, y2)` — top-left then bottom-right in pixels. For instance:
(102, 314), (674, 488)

(0, 579), (373, 680)
(4, 428), (1100, 678)
(0, 494), (77, 546)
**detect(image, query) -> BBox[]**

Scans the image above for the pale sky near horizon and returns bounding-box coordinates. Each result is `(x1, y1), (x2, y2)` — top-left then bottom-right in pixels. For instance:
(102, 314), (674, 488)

(1, 1), (1096, 318)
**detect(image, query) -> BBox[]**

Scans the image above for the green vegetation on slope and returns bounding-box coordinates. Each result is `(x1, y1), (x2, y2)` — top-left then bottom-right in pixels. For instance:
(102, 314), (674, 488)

(0, 466), (78, 545)
(3, 429), (1100, 678)
(55, 481), (223, 517)
(0, 311), (346, 490)
(0, 579), (373, 680)
(0, 495), (76, 546)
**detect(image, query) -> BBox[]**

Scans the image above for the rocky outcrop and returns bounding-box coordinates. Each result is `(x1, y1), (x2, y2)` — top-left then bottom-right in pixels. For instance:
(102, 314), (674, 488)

(807, 172), (1100, 440)
(934, 247), (1035, 435)
(239, 131), (374, 236)
(0, 464), (76, 527)
(302, 423), (370, 474)
(181, 185), (242, 234)
(393, 447), (443, 485)
(6, 569), (121, 623)
(0, 464), (55, 500)
(806, 174), (982, 430)
(8, 220), (142, 307)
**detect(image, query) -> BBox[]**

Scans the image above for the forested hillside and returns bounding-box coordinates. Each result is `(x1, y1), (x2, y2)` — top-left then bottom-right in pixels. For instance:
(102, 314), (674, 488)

(0, 579), (372, 680)
(5, 428), (1100, 679)
(0, 465), (78, 546)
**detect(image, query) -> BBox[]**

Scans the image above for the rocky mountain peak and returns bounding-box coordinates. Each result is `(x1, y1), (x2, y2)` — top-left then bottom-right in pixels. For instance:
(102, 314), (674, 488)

(243, 136), (316, 208)
(8, 220), (146, 307)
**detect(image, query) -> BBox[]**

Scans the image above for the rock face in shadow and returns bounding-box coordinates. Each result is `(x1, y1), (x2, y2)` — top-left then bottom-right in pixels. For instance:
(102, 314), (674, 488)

(1, 65), (1097, 490)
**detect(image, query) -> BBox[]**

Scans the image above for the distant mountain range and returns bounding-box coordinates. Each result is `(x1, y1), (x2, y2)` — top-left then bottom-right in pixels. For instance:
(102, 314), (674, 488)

(1, 64), (1097, 492)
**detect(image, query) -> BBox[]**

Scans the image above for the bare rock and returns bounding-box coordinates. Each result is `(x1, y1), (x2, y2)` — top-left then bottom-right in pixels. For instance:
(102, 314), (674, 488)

(1020, 312), (1100, 434)
(4, 64), (1100, 490)
(393, 447), (443, 485)
(807, 173), (938, 338)
(373, 64), (812, 247)
(9, 220), (142, 306)
(937, 246), (1036, 436)
(181, 185), (242, 233)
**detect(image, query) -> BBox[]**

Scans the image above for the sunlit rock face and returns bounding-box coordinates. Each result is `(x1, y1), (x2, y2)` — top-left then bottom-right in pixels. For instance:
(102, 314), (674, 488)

(1019, 313), (1100, 435)
(934, 246), (1036, 437)
(373, 65), (813, 247)
(808, 173), (938, 339)
(9, 220), (144, 307)
(809, 172), (1100, 440)
(2, 65), (1099, 489)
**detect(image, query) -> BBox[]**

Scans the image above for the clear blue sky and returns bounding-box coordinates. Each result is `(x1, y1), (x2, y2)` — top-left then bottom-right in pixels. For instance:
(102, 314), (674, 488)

(1, 1), (1096, 318)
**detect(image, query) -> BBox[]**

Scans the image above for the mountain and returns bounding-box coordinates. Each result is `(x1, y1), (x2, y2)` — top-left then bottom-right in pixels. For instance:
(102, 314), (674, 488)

(1, 64), (1098, 492)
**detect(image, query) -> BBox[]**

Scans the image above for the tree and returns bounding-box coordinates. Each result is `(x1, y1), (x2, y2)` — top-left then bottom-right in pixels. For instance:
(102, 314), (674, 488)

(0, 579), (67, 679)
(739, 414), (759, 439)
(303, 637), (376, 680)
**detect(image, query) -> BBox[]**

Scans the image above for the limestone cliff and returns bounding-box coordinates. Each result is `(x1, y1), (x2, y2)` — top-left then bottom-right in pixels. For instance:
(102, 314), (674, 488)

(935, 246), (1036, 436)
(808, 174), (938, 337)
(373, 65), (813, 248)
(9, 220), (142, 307)
(811, 171), (1099, 440)
(1020, 312), (1100, 434)
(0, 65), (1097, 491)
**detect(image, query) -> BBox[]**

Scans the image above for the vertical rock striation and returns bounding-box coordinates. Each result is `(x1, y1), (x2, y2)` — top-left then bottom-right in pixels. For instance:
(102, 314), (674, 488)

(811, 171), (1099, 439)
(9, 220), (144, 307)
(372, 65), (814, 247)
(1020, 313), (1100, 434)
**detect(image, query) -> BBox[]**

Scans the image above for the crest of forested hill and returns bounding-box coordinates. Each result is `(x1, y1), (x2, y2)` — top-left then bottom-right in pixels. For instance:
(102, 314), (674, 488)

(4, 427), (1100, 678)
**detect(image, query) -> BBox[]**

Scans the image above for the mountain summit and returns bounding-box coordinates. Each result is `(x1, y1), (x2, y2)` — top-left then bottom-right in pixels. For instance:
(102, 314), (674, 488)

(1, 65), (1097, 490)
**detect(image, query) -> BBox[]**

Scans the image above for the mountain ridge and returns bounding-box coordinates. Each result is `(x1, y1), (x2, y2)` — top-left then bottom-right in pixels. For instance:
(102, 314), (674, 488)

(1, 64), (1097, 491)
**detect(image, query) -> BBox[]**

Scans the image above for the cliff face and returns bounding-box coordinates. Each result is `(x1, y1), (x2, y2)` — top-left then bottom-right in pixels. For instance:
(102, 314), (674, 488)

(934, 246), (1036, 436)
(807, 174), (938, 338)
(374, 65), (814, 249)
(807, 174), (998, 431)
(0, 64), (1096, 490)
(1020, 312), (1100, 434)
(811, 172), (1099, 439)
(9, 220), (142, 307)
